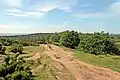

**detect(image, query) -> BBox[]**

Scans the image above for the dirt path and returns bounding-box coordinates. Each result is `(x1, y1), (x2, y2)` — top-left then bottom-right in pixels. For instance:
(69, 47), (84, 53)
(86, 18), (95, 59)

(26, 52), (41, 61)
(42, 44), (120, 80)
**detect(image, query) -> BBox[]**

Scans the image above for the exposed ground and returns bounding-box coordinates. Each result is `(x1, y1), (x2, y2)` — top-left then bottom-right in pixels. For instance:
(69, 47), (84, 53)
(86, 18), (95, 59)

(41, 44), (120, 80)
(2, 45), (120, 80)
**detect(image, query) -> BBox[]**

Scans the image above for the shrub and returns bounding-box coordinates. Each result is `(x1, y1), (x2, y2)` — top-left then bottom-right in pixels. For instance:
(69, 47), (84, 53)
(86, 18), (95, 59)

(0, 54), (33, 80)
(50, 33), (60, 43)
(59, 30), (80, 49)
(77, 32), (119, 55)
(10, 44), (23, 54)
(0, 43), (6, 54)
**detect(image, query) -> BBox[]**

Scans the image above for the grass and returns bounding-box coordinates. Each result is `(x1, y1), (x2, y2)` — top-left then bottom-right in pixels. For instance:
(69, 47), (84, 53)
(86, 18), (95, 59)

(74, 51), (120, 72)
(23, 46), (44, 53)
(32, 54), (57, 80)
(5, 45), (44, 53)
(23, 46), (57, 80)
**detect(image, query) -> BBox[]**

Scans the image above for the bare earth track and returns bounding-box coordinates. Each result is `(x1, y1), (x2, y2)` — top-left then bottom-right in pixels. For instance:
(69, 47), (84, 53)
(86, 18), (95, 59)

(41, 44), (120, 80)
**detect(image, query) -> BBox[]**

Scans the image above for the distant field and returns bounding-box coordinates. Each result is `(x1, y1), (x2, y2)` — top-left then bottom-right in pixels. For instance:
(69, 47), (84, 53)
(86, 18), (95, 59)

(74, 51), (120, 72)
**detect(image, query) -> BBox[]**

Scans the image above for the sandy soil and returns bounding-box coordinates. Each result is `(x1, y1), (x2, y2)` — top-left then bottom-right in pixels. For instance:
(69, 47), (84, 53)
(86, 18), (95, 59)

(42, 44), (120, 80)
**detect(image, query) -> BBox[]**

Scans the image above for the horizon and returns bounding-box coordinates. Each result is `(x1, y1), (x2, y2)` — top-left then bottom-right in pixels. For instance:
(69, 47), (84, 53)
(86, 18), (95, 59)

(0, 30), (119, 35)
(0, 0), (120, 33)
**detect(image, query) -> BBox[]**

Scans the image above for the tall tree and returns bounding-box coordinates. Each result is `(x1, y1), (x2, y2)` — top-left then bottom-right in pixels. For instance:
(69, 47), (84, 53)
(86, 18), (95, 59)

(59, 30), (80, 49)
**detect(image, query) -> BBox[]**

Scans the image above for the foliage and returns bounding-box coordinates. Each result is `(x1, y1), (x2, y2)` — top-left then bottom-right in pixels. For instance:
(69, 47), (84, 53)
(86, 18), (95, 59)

(0, 38), (12, 46)
(10, 44), (23, 54)
(22, 41), (30, 46)
(50, 33), (60, 43)
(0, 43), (6, 54)
(0, 53), (33, 80)
(0, 33), (52, 46)
(0, 30), (120, 56)
(37, 36), (46, 44)
(44, 34), (51, 43)
(77, 32), (119, 55)
(59, 30), (80, 49)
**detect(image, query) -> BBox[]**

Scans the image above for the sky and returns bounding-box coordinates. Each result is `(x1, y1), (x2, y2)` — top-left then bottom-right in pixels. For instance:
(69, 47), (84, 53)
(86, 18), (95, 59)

(0, 0), (120, 33)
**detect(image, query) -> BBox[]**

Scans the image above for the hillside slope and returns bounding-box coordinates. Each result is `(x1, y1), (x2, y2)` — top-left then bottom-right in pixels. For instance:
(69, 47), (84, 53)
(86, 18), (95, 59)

(42, 44), (120, 80)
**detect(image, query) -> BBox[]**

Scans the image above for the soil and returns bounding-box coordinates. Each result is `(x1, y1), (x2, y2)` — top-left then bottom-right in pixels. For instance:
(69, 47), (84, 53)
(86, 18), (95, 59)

(41, 44), (120, 80)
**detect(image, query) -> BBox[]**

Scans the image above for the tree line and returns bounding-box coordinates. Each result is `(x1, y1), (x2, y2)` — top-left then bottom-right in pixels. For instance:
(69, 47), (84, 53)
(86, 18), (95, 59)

(0, 30), (120, 55)
(0, 30), (120, 80)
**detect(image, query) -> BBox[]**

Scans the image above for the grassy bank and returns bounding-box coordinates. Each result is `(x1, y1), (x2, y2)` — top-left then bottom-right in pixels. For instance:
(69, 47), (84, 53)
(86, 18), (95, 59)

(74, 51), (120, 72)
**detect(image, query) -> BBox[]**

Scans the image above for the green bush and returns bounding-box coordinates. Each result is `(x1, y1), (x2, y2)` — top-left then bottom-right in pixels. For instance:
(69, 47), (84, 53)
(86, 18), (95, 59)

(77, 32), (119, 55)
(59, 30), (80, 49)
(0, 43), (6, 54)
(50, 33), (60, 43)
(22, 42), (30, 46)
(0, 54), (33, 80)
(10, 44), (23, 54)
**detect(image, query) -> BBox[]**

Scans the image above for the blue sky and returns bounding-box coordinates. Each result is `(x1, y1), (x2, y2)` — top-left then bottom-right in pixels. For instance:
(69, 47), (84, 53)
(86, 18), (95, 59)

(0, 0), (120, 33)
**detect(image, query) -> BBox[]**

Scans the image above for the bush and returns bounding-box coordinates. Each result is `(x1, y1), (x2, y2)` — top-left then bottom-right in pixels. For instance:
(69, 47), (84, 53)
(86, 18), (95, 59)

(22, 42), (30, 46)
(0, 54), (33, 80)
(50, 33), (60, 43)
(38, 37), (45, 44)
(59, 30), (80, 49)
(10, 44), (23, 54)
(77, 32), (120, 55)
(0, 43), (6, 54)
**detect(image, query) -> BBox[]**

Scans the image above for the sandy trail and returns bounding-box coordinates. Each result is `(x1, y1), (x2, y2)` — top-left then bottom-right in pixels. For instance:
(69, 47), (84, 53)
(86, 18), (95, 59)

(26, 52), (40, 61)
(42, 44), (120, 80)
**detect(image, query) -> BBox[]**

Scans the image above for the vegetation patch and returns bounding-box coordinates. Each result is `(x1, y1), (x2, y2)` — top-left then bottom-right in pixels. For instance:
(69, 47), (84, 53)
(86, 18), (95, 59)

(74, 51), (120, 72)
(0, 53), (34, 80)
(32, 54), (58, 80)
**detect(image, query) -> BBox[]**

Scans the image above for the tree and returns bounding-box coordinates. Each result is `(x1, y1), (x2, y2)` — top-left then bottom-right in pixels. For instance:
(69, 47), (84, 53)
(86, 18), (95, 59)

(77, 32), (120, 55)
(50, 33), (60, 43)
(38, 36), (46, 44)
(44, 34), (51, 43)
(59, 30), (80, 49)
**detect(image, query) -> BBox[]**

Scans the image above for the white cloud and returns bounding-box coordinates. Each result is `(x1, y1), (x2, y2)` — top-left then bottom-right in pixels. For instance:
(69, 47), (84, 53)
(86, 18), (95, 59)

(109, 2), (120, 15)
(35, 0), (77, 12)
(4, 0), (77, 18)
(5, 9), (21, 13)
(4, 0), (120, 19)
(58, 0), (78, 12)
(35, 0), (62, 12)
(5, 9), (45, 18)
(6, 0), (22, 8)
(4, 0), (62, 18)
(0, 24), (79, 33)
(73, 1), (120, 19)
(36, 3), (59, 12)
(59, 6), (71, 12)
